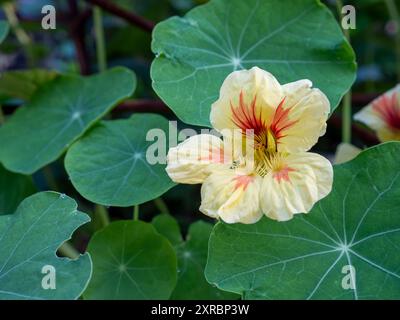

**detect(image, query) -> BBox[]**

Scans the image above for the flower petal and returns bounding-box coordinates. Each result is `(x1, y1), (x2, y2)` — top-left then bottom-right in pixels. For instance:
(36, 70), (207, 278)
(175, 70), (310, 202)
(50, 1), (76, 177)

(334, 142), (361, 165)
(276, 80), (330, 153)
(199, 167), (263, 224)
(354, 85), (400, 142)
(260, 152), (333, 221)
(354, 104), (385, 132)
(166, 134), (228, 184)
(210, 67), (283, 133)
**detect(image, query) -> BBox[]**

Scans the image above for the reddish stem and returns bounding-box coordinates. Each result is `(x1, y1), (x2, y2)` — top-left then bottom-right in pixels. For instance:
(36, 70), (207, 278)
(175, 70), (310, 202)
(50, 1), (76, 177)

(84, 0), (155, 32)
(114, 99), (172, 115)
(68, 1), (90, 75)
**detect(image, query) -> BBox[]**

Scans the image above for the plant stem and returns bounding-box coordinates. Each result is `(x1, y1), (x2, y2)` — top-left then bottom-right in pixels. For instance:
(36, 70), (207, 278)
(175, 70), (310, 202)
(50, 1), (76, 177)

(133, 205), (139, 221)
(3, 2), (34, 67)
(342, 91), (352, 144)
(385, 0), (400, 81)
(95, 204), (110, 227)
(336, 0), (352, 144)
(93, 6), (107, 72)
(42, 166), (59, 191)
(85, 0), (155, 32)
(114, 99), (172, 115)
(154, 197), (170, 215)
(68, 1), (91, 75)
(58, 242), (80, 259)
(0, 105), (4, 125)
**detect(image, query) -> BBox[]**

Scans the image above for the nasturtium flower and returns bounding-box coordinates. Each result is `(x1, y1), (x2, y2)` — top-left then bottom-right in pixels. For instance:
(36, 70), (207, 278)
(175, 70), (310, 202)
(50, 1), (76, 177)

(166, 67), (333, 224)
(354, 85), (400, 142)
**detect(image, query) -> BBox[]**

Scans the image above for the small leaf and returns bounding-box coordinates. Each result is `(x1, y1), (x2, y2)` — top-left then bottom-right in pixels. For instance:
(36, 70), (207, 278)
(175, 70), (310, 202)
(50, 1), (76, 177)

(0, 164), (36, 215)
(0, 67), (136, 174)
(0, 192), (92, 300)
(0, 20), (9, 43)
(206, 142), (400, 299)
(152, 214), (238, 300)
(151, 0), (356, 126)
(65, 114), (175, 207)
(84, 220), (177, 300)
(152, 213), (183, 246)
(0, 69), (58, 101)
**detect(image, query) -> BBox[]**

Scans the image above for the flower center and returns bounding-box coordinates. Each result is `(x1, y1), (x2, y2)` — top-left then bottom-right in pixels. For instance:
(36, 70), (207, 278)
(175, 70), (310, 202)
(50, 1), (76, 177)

(230, 91), (297, 153)
(253, 127), (278, 153)
(229, 91), (298, 180)
(254, 150), (290, 178)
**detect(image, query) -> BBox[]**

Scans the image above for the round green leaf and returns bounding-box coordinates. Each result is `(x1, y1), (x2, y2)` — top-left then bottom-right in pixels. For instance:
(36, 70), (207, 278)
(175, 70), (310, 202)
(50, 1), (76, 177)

(0, 67), (136, 174)
(173, 221), (239, 300)
(152, 214), (238, 300)
(0, 192), (92, 300)
(151, 0), (356, 126)
(0, 21), (9, 44)
(84, 220), (177, 300)
(206, 142), (400, 299)
(65, 114), (175, 207)
(0, 164), (36, 215)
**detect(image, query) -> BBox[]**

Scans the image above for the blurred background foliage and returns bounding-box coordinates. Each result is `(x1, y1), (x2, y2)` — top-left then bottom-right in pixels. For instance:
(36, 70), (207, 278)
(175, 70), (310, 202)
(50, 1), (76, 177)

(0, 0), (399, 245)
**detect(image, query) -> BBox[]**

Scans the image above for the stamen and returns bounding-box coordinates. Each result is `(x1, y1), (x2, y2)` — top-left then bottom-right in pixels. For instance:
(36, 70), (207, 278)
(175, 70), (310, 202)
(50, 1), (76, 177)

(252, 151), (295, 181)
(229, 92), (297, 179)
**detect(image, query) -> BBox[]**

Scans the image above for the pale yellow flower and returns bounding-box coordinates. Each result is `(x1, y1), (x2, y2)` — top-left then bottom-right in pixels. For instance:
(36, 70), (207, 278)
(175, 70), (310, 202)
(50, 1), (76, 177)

(334, 143), (361, 165)
(354, 85), (400, 142)
(166, 67), (333, 224)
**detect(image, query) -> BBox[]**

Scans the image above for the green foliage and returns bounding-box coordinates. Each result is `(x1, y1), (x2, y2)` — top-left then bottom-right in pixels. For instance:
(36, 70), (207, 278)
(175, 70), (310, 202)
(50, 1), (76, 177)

(0, 20), (8, 43)
(0, 192), (92, 300)
(206, 142), (400, 299)
(0, 164), (36, 215)
(0, 67), (136, 174)
(151, 0), (356, 126)
(153, 214), (238, 299)
(65, 114), (175, 207)
(2, 0), (398, 302)
(83, 220), (177, 300)
(152, 213), (183, 246)
(0, 69), (58, 101)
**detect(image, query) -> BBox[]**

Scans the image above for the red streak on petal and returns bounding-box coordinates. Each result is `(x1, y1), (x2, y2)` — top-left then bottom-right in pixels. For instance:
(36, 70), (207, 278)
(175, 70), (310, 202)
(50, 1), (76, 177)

(273, 166), (296, 183)
(372, 91), (400, 131)
(230, 92), (298, 148)
(230, 91), (266, 135)
(198, 147), (225, 163)
(233, 175), (254, 190)
(270, 98), (298, 142)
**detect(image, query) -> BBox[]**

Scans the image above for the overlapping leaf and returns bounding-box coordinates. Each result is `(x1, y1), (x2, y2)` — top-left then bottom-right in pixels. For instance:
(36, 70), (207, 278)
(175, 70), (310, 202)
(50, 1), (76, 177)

(65, 114), (175, 206)
(153, 214), (238, 299)
(206, 142), (400, 299)
(151, 0), (356, 126)
(152, 213), (183, 247)
(84, 220), (177, 300)
(0, 192), (92, 300)
(0, 67), (136, 174)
